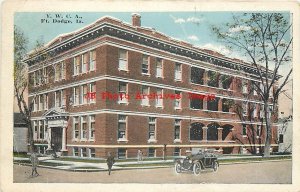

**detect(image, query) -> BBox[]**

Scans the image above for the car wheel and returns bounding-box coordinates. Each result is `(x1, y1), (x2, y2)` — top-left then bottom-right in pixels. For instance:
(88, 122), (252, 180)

(174, 162), (181, 174)
(193, 162), (201, 176)
(213, 161), (219, 172)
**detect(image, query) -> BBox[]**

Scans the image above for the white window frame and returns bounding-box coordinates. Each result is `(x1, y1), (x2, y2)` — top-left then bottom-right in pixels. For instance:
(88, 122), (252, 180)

(118, 82), (128, 104)
(82, 53), (88, 73)
(89, 82), (96, 103)
(155, 88), (163, 108)
(73, 117), (79, 140)
(73, 147), (79, 157)
(174, 119), (181, 142)
(142, 55), (150, 75)
(118, 49), (128, 71)
(118, 115), (127, 141)
(148, 117), (156, 142)
(81, 148), (87, 157)
(89, 115), (95, 141)
(175, 63), (182, 81)
(174, 91), (181, 110)
(89, 50), (96, 71)
(81, 116), (87, 140)
(141, 86), (150, 106)
(89, 148), (96, 158)
(156, 58), (163, 78)
(242, 79), (248, 94)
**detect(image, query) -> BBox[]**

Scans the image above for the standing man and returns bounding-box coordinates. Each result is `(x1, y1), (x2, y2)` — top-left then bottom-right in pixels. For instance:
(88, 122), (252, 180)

(106, 152), (115, 175)
(30, 149), (39, 177)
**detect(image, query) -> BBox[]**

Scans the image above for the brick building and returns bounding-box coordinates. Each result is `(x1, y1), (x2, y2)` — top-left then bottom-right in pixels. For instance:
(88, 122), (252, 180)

(25, 14), (278, 159)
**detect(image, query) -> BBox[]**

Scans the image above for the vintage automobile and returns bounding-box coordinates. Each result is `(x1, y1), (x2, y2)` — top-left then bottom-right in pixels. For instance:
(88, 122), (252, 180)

(174, 150), (219, 175)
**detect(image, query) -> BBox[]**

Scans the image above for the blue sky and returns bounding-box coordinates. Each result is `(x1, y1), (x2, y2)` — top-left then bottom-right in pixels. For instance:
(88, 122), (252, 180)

(14, 11), (291, 70)
(14, 12), (240, 56)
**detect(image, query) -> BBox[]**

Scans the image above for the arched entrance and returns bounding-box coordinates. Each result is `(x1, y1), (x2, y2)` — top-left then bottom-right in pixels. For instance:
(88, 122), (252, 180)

(190, 123), (204, 141)
(207, 122), (219, 140)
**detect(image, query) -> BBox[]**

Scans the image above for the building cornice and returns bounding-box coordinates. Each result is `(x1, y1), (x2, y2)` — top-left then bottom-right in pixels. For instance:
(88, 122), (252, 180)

(24, 18), (275, 79)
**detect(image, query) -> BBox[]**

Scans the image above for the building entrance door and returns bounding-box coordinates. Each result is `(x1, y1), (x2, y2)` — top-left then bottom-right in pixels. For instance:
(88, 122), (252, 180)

(51, 127), (62, 151)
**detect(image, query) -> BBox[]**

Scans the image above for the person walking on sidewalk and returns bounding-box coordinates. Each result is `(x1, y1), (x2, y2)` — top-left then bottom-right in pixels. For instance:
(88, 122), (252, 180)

(106, 152), (115, 175)
(30, 150), (39, 177)
(137, 150), (143, 162)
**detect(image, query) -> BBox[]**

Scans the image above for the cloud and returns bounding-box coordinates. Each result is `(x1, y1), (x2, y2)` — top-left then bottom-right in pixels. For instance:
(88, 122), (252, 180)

(174, 18), (185, 24)
(187, 35), (199, 41)
(228, 26), (251, 33)
(170, 15), (204, 25)
(199, 43), (231, 55)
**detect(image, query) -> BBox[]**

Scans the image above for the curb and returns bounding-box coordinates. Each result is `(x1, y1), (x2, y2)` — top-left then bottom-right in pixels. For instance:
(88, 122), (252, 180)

(14, 158), (291, 172)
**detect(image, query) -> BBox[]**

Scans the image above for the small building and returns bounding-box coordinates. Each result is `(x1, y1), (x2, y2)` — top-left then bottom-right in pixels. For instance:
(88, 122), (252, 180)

(13, 113), (28, 153)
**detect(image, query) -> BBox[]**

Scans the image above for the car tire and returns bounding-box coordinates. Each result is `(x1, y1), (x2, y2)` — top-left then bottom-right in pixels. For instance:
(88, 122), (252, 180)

(213, 161), (219, 172)
(174, 162), (181, 174)
(193, 162), (201, 176)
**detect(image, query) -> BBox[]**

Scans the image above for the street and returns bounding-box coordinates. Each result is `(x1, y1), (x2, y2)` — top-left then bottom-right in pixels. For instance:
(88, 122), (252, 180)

(14, 160), (292, 184)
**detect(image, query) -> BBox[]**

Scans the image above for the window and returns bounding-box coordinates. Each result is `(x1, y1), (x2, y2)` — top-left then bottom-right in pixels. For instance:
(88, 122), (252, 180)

(74, 56), (81, 75)
(89, 82), (96, 103)
(222, 98), (231, 112)
(118, 49), (127, 71)
(174, 91), (181, 109)
(279, 134), (283, 143)
(156, 58), (163, 77)
(242, 124), (247, 136)
(257, 125), (261, 138)
(207, 97), (219, 111)
(174, 147), (180, 156)
(175, 63), (182, 81)
(82, 53), (88, 73)
(36, 70), (41, 85)
(118, 115), (127, 140)
(148, 117), (156, 141)
(81, 116), (87, 140)
(141, 86), (149, 106)
(55, 63), (62, 81)
(118, 148), (126, 159)
(242, 102), (248, 116)
(61, 62), (65, 80)
(39, 120), (44, 139)
(156, 88), (163, 107)
(118, 82), (128, 104)
(61, 90), (66, 107)
(221, 75), (232, 89)
(207, 71), (219, 87)
(55, 91), (61, 108)
(242, 79), (248, 93)
(89, 148), (96, 158)
(33, 97), (38, 111)
(81, 148), (87, 157)
(142, 55), (149, 74)
(43, 67), (48, 84)
(39, 95), (44, 111)
(148, 148), (155, 157)
(33, 121), (38, 140)
(73, 147), (79, 156)
(82, 85), (88, 104)
(174, 119), (181, 140)
(89, 50), (96, 71)
(44, 94), (48, 110)
(89, 115), (95, 140)
(190, 98), (203, 110)
(191, 67), (204, 85)
(73, 86), (80, 105)
(73, 117), (79, 139)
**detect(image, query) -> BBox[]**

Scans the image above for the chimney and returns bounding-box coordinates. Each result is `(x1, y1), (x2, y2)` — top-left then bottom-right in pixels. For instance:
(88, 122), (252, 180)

(132, 13), (141, 27)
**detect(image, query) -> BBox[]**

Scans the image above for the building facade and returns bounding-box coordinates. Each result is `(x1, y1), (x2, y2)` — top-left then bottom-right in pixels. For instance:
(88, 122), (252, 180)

(25, 14), (278, 159)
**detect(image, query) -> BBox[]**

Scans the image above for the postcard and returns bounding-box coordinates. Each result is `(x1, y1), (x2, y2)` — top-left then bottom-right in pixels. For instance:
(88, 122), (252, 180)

(0, 0), (299, 192)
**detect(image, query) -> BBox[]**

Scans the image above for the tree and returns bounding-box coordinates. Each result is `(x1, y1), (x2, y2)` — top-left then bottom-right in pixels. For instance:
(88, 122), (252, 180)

(212, 13), (292, 157)
(14, 26), (51, 153)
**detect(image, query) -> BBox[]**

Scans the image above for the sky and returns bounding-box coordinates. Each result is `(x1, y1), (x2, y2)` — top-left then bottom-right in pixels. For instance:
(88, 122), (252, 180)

(14, 12), (292, 115)
(14, 12), (249, 58)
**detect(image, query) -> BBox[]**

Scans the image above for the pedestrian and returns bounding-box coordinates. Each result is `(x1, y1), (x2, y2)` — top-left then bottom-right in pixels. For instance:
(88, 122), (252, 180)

(30, 149), (39, 177)
(106, 152), (115, 175)
(137, 150), (143, 162)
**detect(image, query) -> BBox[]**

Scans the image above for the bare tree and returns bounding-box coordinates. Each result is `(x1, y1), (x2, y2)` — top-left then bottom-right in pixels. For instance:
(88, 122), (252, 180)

(212, 13), (292, 157)
(14, 26), (53, 153)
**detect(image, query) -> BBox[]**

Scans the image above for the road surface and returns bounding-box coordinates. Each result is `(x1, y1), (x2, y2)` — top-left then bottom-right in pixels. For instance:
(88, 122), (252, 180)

(13, 160), (292, 184)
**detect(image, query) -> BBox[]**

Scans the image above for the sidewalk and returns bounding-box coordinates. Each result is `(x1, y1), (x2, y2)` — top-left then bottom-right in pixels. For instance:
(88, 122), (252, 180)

(14, 155), (291, 172)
